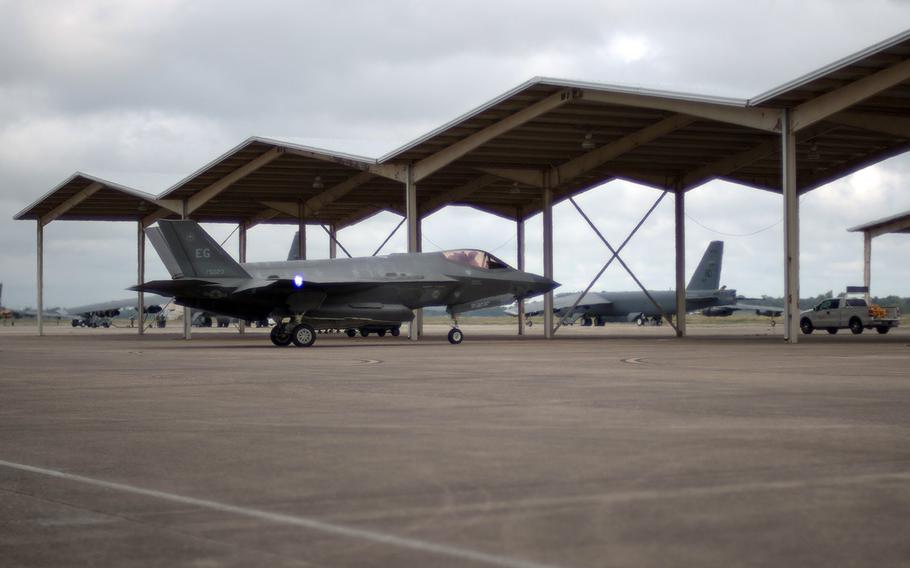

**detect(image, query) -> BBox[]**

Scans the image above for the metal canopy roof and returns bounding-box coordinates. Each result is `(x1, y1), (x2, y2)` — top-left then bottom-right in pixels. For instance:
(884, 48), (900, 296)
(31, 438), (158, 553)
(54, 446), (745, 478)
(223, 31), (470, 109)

(15, 29), (910, 230)
(14, 173), (166, 224)
(848, 209), (910, 236)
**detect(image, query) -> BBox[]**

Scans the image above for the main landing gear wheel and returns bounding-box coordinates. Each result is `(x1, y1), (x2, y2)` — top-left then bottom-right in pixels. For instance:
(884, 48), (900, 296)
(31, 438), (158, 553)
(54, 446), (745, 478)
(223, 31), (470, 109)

(346, 328), (357, 338)
(827, 328), (838, 335)
(447, 328), (464, 344)
(291, 323), (317, 347)
(390, 327), (401, 337)
(636, 317), (645, 326)
(876, 326), (890, 335)
(270, 325), (292, 346)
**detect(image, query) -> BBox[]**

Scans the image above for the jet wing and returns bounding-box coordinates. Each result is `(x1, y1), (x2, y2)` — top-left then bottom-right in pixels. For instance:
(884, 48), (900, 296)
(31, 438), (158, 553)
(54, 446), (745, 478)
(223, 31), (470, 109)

(67, 294), (171, 316)
(510, 292), (612, 317)
(708, 302), (783, 317)
(731, 302), (783, 317)
(133, 275), (458, 298)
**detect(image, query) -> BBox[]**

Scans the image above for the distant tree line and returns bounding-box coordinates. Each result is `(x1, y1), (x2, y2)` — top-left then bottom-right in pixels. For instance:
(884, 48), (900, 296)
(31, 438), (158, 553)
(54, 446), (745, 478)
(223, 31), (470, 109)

(748, 292), (910, 312)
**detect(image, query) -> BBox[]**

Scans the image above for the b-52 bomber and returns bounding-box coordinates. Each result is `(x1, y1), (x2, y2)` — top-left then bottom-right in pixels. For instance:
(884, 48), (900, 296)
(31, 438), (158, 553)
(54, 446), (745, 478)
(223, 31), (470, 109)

(513, 241), (782, 326)
(134, 220), (557, 347)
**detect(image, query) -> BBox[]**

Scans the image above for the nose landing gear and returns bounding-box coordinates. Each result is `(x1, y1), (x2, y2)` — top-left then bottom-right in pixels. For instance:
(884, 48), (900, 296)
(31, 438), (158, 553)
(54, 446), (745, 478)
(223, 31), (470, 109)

(447, 328), (464, 344)
(447, 313), (464, 344)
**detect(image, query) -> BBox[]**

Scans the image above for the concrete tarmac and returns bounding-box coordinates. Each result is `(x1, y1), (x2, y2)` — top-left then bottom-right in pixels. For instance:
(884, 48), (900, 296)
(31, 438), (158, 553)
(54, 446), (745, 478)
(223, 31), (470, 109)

(1, 325), (909, 567)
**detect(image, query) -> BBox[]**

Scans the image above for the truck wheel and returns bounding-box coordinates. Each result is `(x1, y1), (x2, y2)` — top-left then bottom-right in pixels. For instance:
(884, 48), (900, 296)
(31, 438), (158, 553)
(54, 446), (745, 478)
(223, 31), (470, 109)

(876, 326), (890, 335)
(826, 328), (838, 335)
(800, 318), (814, 335)
(849, 318), (864, 335)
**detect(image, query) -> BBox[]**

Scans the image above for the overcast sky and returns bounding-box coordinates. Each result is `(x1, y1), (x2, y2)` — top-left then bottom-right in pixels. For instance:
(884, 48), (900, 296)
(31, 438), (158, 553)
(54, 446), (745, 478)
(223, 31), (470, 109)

(2, 0), (910, 309)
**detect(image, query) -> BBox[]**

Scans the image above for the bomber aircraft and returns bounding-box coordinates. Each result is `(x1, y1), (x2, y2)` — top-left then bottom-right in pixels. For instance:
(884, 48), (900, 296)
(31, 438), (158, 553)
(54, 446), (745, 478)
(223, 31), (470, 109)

(513, 241), (780, 326)
(134, 220), (557, 347)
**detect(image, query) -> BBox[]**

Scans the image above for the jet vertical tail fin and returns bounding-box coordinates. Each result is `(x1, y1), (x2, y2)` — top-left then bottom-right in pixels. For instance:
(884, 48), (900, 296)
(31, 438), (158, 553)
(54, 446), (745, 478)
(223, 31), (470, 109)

(687, 241), (723, 291)
(147, 220), (250, 280)
(287, 231), (301, 261)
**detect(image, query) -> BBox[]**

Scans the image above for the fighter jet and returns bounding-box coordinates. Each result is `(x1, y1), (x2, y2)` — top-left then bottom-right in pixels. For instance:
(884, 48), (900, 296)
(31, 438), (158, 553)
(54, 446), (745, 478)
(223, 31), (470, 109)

(513, 241), (779, 326)
(133, 220), (557, 347)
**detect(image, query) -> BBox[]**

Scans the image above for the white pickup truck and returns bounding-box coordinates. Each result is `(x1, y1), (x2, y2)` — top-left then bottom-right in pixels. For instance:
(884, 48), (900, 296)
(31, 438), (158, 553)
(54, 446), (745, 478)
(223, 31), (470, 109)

(800, 296), (901, 335)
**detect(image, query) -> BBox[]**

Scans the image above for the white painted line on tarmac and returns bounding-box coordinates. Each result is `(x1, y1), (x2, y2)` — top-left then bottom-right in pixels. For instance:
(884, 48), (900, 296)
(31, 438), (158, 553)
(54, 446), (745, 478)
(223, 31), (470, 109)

(0, 459), (556, 568)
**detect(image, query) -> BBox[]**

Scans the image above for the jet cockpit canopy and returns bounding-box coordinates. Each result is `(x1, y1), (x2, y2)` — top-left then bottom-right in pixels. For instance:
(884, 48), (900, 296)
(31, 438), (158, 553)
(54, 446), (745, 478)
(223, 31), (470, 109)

(442, 250), (511, 270)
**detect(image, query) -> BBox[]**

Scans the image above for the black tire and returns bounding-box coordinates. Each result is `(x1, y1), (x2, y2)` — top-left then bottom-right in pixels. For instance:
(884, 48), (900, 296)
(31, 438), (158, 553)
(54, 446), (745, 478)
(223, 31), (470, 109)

(359, 329), (369, 337)
(581, 317), (592, 327)
(346, 328), (357, 338)
(849, 318), (864, 335)
(447, 328), (464, 344)
(390, 327), (400, 337)
(826, 328), (838, 335)
(876, 326), (890, 335)
(636, 317), (645, 327)
(526, 320), (533, 327)
(270, 326), (292, 347)
(378, 329), (387, 337)
(800, 318), (814, 335)
(291, 323), (316, 347)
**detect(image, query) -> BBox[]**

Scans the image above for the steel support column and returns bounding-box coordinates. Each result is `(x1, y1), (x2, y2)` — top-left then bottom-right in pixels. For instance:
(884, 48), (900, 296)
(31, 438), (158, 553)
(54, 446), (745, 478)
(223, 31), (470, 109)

(36, 221), (43, 337)
(516, 208), (526, 336)
(674, 185), (686, 337)
(297, 202), (307, 261)
(137, 221), (145, 335)
(329, 224), (337, 259)
(238, 221), (247, 334)
(782, 109), (800, 343)
(542, 172), (554, 339)
(405, 165), (421, 340)
(181, 201), (191, 340)
(863, 231), (872, 303)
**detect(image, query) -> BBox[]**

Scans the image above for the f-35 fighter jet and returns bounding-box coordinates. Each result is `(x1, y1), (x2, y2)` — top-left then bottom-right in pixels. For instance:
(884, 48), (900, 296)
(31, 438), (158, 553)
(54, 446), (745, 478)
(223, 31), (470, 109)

(134, 220), (557, 347)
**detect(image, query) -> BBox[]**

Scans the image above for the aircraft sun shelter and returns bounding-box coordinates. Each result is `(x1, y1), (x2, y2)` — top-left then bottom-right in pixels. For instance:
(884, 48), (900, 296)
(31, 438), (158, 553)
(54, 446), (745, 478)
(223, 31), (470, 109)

(849, 208), (910, 299)
(15, 29), (910, 344)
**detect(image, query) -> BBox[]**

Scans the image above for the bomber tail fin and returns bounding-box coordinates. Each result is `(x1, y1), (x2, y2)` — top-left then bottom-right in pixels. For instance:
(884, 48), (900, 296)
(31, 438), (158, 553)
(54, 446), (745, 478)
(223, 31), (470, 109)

(146, 220), (250, 280)
(687, 241), (723, 291)
(287, 231), (301, 261)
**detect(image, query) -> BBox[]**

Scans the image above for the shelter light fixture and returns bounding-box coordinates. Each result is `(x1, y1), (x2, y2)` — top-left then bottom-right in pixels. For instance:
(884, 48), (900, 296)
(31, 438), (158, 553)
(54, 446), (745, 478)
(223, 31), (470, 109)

(808, 144), (820, 161)
(510, 182), (521, 194)
(137, 201), (147, 212)
(312, 176), (324, 190)
(581, 131), (596, 151)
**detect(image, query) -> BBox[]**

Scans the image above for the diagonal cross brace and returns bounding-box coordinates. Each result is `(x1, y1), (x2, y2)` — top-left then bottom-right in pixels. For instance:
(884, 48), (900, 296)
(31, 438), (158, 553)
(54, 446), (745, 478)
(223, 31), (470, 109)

(552, 191), (668, 334)
(320, 225), (352, 258)
(373, 217), (406, 257)
(555, 193), (679, 335)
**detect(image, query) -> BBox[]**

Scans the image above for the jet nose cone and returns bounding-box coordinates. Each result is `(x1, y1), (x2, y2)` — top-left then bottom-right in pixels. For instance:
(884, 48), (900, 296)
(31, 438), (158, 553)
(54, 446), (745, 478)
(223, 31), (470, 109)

(531, 275), (559, 296)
